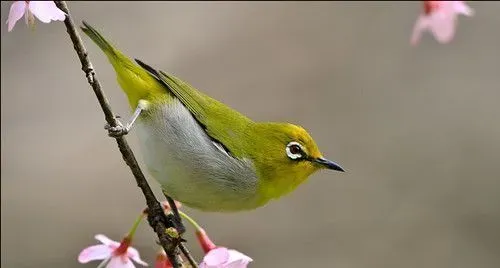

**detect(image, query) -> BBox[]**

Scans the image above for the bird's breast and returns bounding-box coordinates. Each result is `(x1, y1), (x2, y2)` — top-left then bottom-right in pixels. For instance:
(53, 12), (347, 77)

(135, 99), (261, 211)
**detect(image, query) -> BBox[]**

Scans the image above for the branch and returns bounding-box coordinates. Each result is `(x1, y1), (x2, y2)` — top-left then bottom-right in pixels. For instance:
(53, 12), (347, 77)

(179, 242), (199, 268)
(54, 2), (190, 267)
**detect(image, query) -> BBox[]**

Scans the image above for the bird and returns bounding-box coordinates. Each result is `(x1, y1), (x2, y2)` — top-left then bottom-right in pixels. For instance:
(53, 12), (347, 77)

(80, 21), (344, 212)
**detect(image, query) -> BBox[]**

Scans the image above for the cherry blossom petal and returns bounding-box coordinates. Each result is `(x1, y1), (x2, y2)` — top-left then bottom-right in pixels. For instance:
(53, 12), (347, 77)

(107, 256), (136, 268)
(95, 234), (120, 248)
(453, 1), (474, 16)
(410, 15), (431, 45)
(78, 245), (113, 263)
(226, 249), (253, 266)
(224, 262), (251, 268)
(410, 1), (473, 45)
(429, 12), (457, 43)
(202, 247), (230, 267)
(28, 1), (66, 23)
(6, 1), (27, 32)
(127, 247), (149, 266)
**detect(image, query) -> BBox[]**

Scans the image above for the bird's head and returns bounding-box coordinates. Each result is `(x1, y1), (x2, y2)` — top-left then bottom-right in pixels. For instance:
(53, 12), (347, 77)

(249, 122), (344, 201)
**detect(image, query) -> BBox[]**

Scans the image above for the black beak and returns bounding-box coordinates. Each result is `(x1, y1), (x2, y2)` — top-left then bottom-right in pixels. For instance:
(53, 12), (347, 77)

(314, 157), (345, 172)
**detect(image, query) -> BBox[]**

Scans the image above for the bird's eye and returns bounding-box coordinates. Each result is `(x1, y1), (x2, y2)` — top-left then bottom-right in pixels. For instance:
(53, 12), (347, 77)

(289, 144), (301, 154)
(286, 141), (304, 160)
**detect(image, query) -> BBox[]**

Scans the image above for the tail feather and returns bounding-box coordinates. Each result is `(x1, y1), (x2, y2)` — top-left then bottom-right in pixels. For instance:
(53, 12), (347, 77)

(80, 21), (167, 107)
(81, 21), (121, 60)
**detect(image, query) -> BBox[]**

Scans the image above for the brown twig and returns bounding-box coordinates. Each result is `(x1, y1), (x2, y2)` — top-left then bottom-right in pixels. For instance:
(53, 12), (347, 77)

(179, 242), (199, 268)
(55, 1), (191, 267)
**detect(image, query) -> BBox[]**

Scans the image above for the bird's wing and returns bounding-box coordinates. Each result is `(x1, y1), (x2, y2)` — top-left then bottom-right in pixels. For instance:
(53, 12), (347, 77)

(135, 59), (252, 158)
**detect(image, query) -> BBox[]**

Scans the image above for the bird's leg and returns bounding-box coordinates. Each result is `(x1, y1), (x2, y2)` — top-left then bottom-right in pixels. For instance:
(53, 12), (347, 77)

(105, 100), (149, 137)
(163, 191), (186, 235)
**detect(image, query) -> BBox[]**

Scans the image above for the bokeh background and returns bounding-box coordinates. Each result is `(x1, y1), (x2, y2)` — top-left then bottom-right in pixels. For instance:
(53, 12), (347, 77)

(2, 1), (499, 267)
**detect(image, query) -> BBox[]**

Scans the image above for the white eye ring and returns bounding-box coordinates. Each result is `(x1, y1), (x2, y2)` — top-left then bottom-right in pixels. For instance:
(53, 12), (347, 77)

(286, 141), (304, 160)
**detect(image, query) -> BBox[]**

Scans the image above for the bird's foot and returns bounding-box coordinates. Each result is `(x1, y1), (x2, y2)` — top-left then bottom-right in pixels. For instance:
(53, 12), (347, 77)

(104, 116), (129, 137)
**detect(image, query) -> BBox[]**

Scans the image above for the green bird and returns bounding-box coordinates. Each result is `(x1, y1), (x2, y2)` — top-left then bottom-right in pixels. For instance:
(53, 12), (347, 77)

(81, 22), (344, 212)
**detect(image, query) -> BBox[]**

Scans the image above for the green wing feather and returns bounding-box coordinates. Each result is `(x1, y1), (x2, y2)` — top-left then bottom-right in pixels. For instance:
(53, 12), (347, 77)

(135, 59), (253, 158)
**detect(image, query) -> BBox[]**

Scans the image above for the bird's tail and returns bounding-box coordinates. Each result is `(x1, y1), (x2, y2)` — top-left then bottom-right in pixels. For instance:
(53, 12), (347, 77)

(80, 21), (165, 108)
(80, 21), (120, 60)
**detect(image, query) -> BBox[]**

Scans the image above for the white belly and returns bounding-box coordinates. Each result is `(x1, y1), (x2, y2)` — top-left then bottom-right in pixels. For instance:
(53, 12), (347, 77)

(135, 99), (259, 211)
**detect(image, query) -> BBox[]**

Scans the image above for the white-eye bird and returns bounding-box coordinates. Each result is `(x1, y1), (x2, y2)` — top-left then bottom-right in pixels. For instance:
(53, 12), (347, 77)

(81, 22), (344, 212)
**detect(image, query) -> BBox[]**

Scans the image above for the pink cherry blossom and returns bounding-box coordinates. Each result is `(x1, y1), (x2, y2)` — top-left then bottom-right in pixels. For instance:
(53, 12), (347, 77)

(199, 248), (253, 268)
(154, 250), (173, 268)
(196, 228), (252, 268)
(78, 234), (148, 268)
(6, 1), (66, 32)
(410, 1), (473, 45)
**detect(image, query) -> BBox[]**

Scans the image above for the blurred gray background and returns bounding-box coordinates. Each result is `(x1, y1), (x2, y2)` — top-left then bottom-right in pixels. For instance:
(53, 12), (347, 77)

(2, 1), (499, 267)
